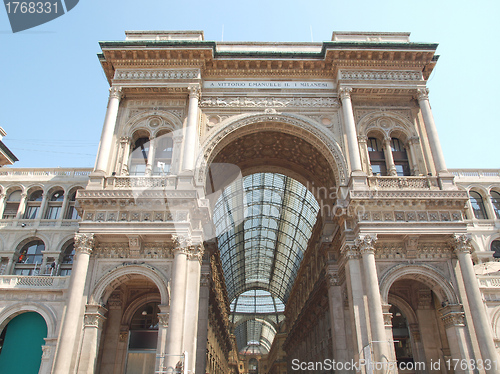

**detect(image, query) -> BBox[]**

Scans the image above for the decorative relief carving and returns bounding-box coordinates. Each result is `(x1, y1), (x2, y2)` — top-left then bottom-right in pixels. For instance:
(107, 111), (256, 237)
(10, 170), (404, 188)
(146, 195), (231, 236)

(74, 233), (95, 255)
(200, 273), (211, 287)
(188, 84), (201, 99)
(339, 70), (422, 81)
(158, 312), (169, 328)
(114, 69), (200, 80)
(119, 331), (128, 342)
(199, 96), (340, 108)
(368, 176), (439, 190)
(340, 243), (359, 260)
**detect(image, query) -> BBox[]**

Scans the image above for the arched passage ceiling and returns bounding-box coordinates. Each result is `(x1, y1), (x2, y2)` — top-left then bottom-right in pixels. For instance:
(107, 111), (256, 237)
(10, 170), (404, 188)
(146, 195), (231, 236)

(212, 131), (336, 192)
(214, 172), (320, 303)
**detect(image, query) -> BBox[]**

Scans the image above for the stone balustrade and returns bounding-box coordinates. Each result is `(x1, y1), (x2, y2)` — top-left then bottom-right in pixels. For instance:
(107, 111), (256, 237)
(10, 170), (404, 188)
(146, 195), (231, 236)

(0, 275), (70, 290)
(367, 175), (439, 189)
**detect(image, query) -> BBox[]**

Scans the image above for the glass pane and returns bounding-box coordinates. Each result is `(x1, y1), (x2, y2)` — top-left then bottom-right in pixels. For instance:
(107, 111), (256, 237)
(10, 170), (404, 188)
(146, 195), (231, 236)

(125, 352), (156, 374)
(24, 206), (39, 219)
(491, 192), (500, 219)
(128, 331), (158, 350)
(470, 192), (487, 219)
(45, 206), (61, 219)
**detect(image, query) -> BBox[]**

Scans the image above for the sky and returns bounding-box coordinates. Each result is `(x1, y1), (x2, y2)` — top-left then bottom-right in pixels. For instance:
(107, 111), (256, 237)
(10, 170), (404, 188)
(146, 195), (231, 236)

(0, 0), (498, 169)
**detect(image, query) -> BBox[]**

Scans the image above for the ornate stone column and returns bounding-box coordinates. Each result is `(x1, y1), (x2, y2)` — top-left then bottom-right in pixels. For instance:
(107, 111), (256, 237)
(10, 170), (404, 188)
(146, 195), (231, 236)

(0, 193), (6, 217)
(341, 243), (370, 362)
(416, 88), (447, 174)
(156, 304), (170, 373)
(407, 136), (421, 175)
(339, 87), (363, 173)
(164, 235), (189, 372)
(357, 135), (373, 176)
(183, 243), (204, 371)
(119, 137), (132, 175)
(15, 192), (27, 219)
(94, 86), (123, 174)
(182, 84), (201, 172)
(196, 265), (211, 374)
(37, 190), (49, 219)
(452, 234), (499, 372)
(382, 138), (397, 176)
(146, 136), (156, 176)
(439, 304), (473, 374)
(52, 233), (94, 374)
(357, 234), (392, 371)
(39, 337), (58, 374)
(77, 304), (107, 374)
(327, 265), (350, 370)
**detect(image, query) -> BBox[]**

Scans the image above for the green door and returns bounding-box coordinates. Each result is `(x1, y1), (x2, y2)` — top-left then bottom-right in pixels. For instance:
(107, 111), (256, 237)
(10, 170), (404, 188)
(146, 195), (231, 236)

(0, 312), (47, 374)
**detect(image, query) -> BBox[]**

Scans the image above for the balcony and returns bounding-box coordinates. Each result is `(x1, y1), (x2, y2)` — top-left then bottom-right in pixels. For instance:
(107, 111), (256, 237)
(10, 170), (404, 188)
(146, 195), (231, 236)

(0, 275), (70, 290)
(450, 169), (500, 182)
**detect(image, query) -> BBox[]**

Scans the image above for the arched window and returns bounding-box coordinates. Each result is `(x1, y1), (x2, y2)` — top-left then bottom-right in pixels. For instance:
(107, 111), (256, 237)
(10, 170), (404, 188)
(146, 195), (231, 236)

(59, 242), (75, 276)
(65, 189), (81, 219)
(129, 137), (149, 175)
(2, 190), (21, 219)
(45, 190), (64, 219)
(23, 190), (43, 219)
(367, 137), (386, 176)
(491, 240), (500, 259)
(15, 240), (45, 275)
(391, 138), (410, 176)
(126, 302), (159, 374)
(490, 191), (500, 219)
(469, 191), (488, 219)
(153, 135), (173, 175)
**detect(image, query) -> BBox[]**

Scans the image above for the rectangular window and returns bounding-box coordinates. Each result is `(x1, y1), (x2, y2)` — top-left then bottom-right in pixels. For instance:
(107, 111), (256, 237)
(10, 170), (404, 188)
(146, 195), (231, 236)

(45, 206), (61, 219)
(23, 206), (39, 219)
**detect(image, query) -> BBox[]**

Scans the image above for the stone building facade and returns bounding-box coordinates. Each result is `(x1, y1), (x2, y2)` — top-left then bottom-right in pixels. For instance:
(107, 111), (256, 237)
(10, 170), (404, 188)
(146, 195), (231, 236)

(1, 30), (500, 374)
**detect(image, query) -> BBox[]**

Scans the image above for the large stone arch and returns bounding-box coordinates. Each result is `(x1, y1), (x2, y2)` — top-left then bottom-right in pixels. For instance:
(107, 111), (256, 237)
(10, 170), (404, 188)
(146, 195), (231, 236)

(380, 264), (459, 305)
(0, 302), (57, 338)
(90, 264), (169, 305)
(196, 112), (349, 188)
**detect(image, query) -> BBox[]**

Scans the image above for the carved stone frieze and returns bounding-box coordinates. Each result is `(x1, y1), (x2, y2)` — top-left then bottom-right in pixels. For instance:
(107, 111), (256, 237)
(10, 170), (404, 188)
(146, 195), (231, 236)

(114, 69), (200, 80)
(339, 70), (422, 81)
(199, 96), (340, 108)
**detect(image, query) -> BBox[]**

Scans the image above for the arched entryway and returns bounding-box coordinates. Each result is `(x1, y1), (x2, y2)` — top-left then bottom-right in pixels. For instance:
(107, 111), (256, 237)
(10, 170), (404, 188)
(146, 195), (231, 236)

(0, 312), (47, 373)
(198, 115), (346, 373)
(82, 265), (169, 374)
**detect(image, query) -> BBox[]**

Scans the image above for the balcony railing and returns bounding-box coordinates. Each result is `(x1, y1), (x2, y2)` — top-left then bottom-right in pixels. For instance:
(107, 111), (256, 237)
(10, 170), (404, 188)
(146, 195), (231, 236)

(0, 168), (92, 178)
(450, 169), (500, 179)
(0, 275), (70, 290)
(367, 176), (439, 190)
(111, 175), (178, 189)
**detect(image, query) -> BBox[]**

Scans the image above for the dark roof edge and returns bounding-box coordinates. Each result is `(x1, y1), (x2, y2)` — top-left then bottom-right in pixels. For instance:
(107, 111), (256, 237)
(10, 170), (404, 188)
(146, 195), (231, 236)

(0, 141), (18, 162)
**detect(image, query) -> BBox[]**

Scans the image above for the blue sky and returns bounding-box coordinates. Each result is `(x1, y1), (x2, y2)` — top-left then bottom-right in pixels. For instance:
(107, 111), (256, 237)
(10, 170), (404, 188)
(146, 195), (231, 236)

(0, 0), (498, 169)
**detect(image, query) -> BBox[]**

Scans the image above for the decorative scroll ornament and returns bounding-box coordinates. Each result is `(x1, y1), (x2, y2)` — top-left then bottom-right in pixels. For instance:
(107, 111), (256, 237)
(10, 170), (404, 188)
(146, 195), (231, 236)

(200, 273), (211, 287)
(338, 86), (353, 100)
(109, 86), (123, 100)
(416, 87), (430, 101)
(74, 233), (95, 255)
(355, 234), (378, 254)
(172, 235), (192, 249)
(451, 234), (473, 254)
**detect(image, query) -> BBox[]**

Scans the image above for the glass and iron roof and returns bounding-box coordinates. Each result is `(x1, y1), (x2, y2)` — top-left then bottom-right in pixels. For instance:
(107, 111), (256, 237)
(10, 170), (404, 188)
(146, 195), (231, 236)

(214, 172), (320, 354)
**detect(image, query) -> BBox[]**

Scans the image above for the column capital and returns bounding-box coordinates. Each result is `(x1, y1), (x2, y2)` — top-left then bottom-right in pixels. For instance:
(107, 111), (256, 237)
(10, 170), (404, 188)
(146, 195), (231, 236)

(200, 272), (211, 287)
(109, 86), (123, 100)
(188, 84), (201, 99)
(407, 136), (420, 146)
(355, 233), (378, 254)
(338, 86), (353, 100)
(451, 233), (473, 254)
(416, 87), (429, 101)
(119, 136), (131, 144)
(83, 304), (107, 329)
(158, 312), (169, 328)
(439, 304), (465, 328)
(340, 242), (360, 260)
(357, 134), (368, 143)
(74, 233), (95, 255)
